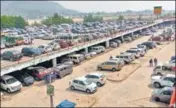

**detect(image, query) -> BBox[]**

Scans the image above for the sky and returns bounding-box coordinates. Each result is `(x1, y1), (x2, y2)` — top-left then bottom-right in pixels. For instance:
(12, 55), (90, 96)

(56, 1), (175, 13)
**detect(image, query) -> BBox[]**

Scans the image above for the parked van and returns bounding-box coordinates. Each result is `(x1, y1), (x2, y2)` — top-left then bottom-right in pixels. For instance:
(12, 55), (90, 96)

(53, 64), (73, 78)
(0, 75), (23, 93)
(152, 63), (176, 76)
(90, 46), (105, 54)
(22, 47), (42, 57)
(97, 60), (123, 71)
(68, 54), (84, 64)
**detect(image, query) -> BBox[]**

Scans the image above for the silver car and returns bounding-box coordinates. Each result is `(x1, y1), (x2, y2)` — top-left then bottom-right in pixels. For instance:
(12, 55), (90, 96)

(151, 87), (174, 103)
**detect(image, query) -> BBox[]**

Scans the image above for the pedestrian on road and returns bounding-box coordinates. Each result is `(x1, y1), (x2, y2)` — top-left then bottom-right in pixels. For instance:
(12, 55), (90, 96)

(110, 56), (113, 59)
(154, 58), (158, 66)
(149, 58), (153, 67)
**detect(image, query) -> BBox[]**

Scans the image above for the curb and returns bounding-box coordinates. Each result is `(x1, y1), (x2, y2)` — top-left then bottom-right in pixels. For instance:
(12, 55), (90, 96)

(107, 64), (141, 82)
(88, 98), (97, 108)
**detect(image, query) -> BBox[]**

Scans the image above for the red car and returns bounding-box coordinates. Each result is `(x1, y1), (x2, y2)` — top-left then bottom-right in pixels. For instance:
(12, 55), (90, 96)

(27, 67), (53, 80)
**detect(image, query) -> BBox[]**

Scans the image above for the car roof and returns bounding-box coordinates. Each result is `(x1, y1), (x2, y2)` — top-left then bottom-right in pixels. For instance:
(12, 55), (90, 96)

(74, 76), (87, 81)
(87, 72), (103, 76)
(105, 60), (118, 63)
(1, 75), (14, 80)
(162, 87), (174, 91)
(166, 74), (175, 77)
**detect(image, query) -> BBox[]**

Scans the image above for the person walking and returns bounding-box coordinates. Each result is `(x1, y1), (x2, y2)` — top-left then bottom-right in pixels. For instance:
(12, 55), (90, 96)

(149, 58), (153, 67)
(154, 58), (158, 66)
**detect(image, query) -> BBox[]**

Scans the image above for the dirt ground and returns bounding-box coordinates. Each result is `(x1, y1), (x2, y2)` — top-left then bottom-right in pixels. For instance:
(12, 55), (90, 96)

(1, 29), (175, 107)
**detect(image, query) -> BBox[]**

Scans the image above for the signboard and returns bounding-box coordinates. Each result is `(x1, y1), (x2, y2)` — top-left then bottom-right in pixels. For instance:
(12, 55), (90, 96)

(47, 84), (54, 96)
(154, 6), (162, 15)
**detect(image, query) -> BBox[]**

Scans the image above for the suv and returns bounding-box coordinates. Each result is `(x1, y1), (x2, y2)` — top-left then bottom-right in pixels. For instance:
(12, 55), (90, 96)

(84, 73), (106, 87)
(0, 75), (23, 93)
(68, 54), (84, 64)
(38, 44), (53, 53)
(151, 87), (173, 103)
(152, 63), (176, 76)
(53, 64), (73, 78)
(90, 46), (105, 54)
(141, 41), (157, 49)
(22, 47), (42, 57)
(1, 50), (23, 61)
(97, 60), (123, 71)
(137, 44), (147, 52)
(126, 49), (140, 58)
(115, 54), (133, 64)
(151, 74), (176, 88)
(69, 77), (97, 93)
(130, 48), (145, 57)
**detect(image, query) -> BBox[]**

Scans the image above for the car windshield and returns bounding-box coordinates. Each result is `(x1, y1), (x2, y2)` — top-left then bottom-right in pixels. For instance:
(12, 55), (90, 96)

(84, 80), (92, 85)
(6, 77), (18, 84)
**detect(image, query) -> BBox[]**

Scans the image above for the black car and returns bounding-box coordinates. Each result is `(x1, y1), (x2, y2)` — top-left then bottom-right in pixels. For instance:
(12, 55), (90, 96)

(13, 72), (35, 86)
(141, 41), (157, 49)
(22, 47), (42, 57)
(1, 50), (23, 61)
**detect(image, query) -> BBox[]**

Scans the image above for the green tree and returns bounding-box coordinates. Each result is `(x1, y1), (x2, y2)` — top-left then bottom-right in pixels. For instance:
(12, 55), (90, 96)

(42, 13), (73, 26)
(118, 15), (124, 20)
(83, 14), (103, 22)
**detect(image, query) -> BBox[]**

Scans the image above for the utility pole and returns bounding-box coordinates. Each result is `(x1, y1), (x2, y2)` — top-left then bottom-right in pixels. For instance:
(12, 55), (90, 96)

(49, 74), (54, 108)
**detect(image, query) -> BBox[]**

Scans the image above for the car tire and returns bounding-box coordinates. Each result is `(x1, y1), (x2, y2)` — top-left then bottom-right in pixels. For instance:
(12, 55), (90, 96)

(154, 82), (161, 88)
(112, 68), (116, 72)
(154, 97), (160, 102)
(71, 86), (75, 90)
(10, 58), (13, 61)
(156, 73), (162, 76)
(98, 67), (102, 71)
(7, 88), (11, 93)
(97, 82), (102, 87)
(86, 89), (91, 93)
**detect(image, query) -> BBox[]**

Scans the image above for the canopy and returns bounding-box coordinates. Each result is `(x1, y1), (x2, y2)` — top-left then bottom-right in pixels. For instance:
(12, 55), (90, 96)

(56, 100), (76, 108)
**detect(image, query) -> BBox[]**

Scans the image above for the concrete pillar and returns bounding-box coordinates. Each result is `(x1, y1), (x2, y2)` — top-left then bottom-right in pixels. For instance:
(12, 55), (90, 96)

(121, 35), (124, 43)
(131, 32), (134, 36)
(52, 58), (57, 67)
(105, 40), (110, 48)
(84, 47), (88, 54)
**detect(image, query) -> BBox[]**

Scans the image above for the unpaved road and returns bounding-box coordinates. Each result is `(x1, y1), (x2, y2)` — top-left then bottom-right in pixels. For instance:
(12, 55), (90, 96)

(1, 29), (174, 107)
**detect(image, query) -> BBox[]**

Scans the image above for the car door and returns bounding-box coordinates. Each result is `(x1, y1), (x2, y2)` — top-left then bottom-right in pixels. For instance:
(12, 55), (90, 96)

(78, 81), (86, 91)
(2, 52), (8, 59)
(162, 77), (173, 87)
(85, 75), (93, 83)
(161, 90), (172, 103)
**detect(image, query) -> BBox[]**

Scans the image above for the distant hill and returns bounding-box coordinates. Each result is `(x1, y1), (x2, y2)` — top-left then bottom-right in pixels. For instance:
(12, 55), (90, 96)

(1, 1), (82, 19)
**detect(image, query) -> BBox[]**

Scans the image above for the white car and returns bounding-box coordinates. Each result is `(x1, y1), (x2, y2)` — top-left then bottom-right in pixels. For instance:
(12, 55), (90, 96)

(0, 75), (23, 93)
(130, 48), (146, 57)
(151, 74), (176, 88)
(84, 73), (106, 87)
(69, 77), (97, 93)
(38, 44), (53, 53)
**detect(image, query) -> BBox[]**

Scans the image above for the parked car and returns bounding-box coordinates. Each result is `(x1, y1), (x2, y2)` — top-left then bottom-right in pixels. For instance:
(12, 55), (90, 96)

(22, 47), (42, 57)
(90, 46), (105, 54)
(110, 42), (118, 48)
(124, 37), (132, 42)
(1, 50), (23, 61)
(0, 43), (5, 49)
(109, 57), (125, 66)
(69, 77), (97, 93)
(0, 75), (23, 93)
(137, 44), (147, 52)
(12, 72), (34, 86)
(152, 63), (176, 76)
(151, 87), (174, 103)
(68, 54), (85, 64)
(27, 66), (52, 80)
(38, 44), (53, 53)
(116, 53), (134, 64)
(84, 73), (106, 87)
(141, 41), (157, 49)
(130, 48), (145, 57)
(126, 49), (141, 58)
(151, 74), (176, 88)
(97, 60), (123, 71)
(53, 64), (73, 78)
(48, 42), (60, 51)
